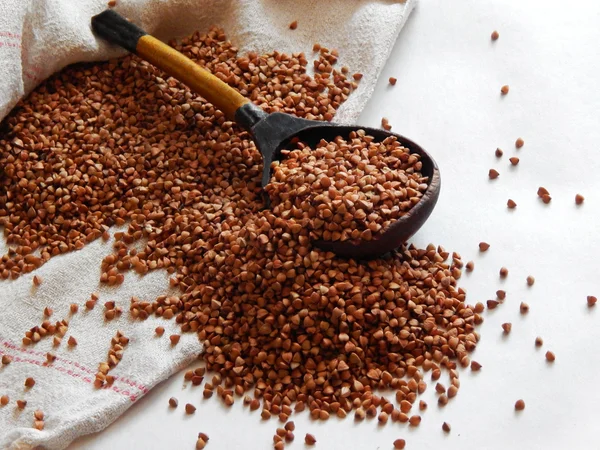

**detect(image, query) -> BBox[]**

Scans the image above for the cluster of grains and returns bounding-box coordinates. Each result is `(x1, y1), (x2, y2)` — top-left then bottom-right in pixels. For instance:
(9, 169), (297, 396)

(33, 410), (45, 430)
(184, 367), (206, 386)
(537, 187), (551, 204)
(273, 421), (295, 448)
(103, 300), (123, 321)
(94, 331), (129, 388)
(196, 432), (210, 449)
(169, 243), (478, 425)
(0, 29), (358, 281)
(22, 318), (69, 346)
(85, 293), (99, 310)
(266, 132), (429, 242)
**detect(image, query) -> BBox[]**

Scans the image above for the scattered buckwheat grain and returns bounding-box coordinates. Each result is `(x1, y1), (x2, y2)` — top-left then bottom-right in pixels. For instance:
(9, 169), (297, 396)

(394, 438), (406, 449)
(515, 399), (525, 411)
(305, 433), (316, 445)
(487, 300), (499, 310)
(381, 117), (392, 131)
(537, 187), (549, 197)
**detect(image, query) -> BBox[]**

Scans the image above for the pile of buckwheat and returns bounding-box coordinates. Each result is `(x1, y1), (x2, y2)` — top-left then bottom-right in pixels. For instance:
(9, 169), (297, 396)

(0, 26), (480, 444)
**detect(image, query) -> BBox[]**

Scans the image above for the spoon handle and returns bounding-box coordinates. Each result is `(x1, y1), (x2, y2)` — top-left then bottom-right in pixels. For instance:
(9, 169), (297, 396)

(91, 10), (249, 120)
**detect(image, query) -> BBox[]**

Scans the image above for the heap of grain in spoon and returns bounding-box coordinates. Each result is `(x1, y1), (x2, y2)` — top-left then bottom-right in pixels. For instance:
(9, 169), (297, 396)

(266, 131), (428, 242)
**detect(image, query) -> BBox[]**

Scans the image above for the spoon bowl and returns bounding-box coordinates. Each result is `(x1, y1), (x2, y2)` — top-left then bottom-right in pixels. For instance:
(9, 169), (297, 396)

(92, 10), (440, 260)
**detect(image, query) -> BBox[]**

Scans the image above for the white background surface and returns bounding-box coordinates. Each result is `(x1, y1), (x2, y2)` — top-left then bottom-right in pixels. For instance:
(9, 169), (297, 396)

(70, 0), (600, 449)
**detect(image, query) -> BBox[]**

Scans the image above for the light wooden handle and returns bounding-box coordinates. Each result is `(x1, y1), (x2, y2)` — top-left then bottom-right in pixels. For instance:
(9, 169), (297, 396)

(136, 35), (249, 119)
(91, 10), (249, 120)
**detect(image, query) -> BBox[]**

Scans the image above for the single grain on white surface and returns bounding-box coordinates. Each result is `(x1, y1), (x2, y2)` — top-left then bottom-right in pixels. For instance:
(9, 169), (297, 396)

(70, 0), (600, 449)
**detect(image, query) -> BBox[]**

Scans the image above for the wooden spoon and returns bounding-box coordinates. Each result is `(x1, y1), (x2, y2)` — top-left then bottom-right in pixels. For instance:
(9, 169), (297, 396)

(91, 10), (440, 259)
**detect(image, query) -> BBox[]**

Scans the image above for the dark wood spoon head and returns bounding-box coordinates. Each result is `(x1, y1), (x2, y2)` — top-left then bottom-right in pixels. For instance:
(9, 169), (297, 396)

(236, 104), (441, 260)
